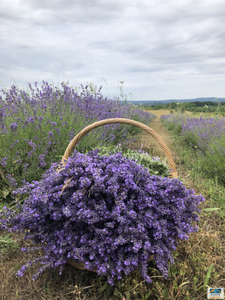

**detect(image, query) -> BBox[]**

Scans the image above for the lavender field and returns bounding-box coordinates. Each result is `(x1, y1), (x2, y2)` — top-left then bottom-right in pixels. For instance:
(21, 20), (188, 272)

(0, 81), (155, 190)
(161, 113), (225, 185)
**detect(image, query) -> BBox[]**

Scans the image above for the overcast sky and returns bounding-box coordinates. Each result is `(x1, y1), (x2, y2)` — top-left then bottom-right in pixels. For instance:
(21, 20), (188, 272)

(0, 0), (225, 100)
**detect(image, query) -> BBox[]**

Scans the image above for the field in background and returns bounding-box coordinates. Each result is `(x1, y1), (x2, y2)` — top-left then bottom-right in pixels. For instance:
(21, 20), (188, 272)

(144, 108), (222, 119)
(144, 109), (171, 118)
(160, 111), (225, 185)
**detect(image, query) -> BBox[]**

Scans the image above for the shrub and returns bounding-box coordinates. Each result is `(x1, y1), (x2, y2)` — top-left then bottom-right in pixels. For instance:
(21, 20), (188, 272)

(0, 150), (205, 285)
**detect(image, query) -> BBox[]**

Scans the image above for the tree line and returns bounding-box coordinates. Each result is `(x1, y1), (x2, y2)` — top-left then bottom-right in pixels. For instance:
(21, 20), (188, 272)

(142, 101), (225, 113)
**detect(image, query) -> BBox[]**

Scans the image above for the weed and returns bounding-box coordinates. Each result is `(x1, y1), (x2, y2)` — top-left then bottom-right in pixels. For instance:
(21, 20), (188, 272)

(0, 233), (19, 256)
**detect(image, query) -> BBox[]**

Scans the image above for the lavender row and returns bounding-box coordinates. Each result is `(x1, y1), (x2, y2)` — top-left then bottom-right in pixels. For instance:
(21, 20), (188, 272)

(160, 113), (225, 183)
(0, 81), (156, 189)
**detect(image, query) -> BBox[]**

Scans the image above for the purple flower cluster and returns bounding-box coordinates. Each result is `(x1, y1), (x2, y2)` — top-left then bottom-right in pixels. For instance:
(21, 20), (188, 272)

(10, 122), (19, 132)
(1, 156), (8, 167)
(0, 150), (205, 285)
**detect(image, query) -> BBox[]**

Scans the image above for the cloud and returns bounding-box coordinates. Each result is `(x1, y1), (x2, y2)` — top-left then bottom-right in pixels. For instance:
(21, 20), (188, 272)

(0, 0), (224, 99)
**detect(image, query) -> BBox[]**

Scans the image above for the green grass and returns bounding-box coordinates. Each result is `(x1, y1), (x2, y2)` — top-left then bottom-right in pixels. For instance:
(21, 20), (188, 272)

(0, 233), (19, 256)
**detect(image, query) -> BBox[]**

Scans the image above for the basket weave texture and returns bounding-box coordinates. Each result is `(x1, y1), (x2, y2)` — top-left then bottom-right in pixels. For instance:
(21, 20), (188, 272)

(58, 118), (177, 271)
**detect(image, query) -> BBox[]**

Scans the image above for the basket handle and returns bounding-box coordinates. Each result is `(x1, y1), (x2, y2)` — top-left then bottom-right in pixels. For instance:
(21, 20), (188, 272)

(60, 118), (177, 178)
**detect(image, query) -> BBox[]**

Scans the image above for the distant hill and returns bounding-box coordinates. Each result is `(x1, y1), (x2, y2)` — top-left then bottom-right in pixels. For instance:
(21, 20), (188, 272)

(127, 97), (225, 106)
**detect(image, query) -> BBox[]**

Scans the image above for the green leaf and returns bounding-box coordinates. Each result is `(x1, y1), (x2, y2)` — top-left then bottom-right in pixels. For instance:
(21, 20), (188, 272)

(114, 288), (123, 298)
(2, 188), (10, 199)
(204, 264), (214, 286)
(179, 281), (190, 288)
(125, 292), (131, 300)
(202, 208), (220, 212)
(99, 281), (108, 292)
(180, 267), (185, 275)
(163, 288), (169, 298)
(173, 282), (178, 290)
(141, 291), (151, 300)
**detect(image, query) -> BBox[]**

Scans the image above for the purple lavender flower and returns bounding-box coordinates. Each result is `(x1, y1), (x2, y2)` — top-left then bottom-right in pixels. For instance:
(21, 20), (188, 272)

(5, 174), (17, 187)
(9, 123), (18, 132)
(48, 131), (54, 137)
(10, 140), (19, 148)
(1, 156), (8, 167)
(38, 154), (46, 167)
(28, 116), (35, 123)
(23, 163), (28, 172)
(0, 150), (205, 285)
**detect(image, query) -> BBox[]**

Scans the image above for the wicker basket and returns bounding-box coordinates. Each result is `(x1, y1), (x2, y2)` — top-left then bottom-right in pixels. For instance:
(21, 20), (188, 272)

(57, 118), (177, 271)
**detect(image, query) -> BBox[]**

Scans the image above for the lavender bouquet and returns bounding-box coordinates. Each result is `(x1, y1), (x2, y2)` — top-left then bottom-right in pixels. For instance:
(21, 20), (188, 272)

(0, 149), (205, 285)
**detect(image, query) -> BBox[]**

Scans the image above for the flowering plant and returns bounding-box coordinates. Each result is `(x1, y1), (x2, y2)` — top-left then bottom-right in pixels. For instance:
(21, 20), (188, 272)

(0, 149), (205, 285)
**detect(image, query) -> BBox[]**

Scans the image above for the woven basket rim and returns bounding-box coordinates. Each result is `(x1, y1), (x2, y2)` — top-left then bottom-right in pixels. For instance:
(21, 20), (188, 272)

(59, 117), (177, 178)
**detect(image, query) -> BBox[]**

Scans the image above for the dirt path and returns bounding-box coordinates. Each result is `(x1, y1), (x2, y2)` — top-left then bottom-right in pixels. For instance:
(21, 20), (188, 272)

(137, 110), (176, 161)
(136, 110), (195, 189)
(147, 113), (175, 154)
